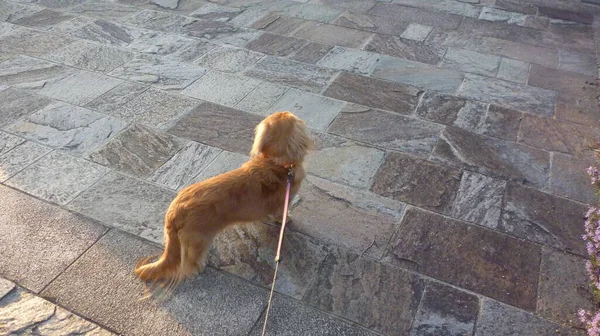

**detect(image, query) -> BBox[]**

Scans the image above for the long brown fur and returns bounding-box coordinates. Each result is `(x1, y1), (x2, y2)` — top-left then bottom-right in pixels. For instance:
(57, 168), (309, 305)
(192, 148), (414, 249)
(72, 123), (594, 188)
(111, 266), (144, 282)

(134, 111), (313, 294)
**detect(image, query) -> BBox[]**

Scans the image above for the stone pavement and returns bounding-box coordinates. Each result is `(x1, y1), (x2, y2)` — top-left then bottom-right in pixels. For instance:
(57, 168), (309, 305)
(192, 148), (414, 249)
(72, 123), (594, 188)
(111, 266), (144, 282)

(0, 0), (599, 334)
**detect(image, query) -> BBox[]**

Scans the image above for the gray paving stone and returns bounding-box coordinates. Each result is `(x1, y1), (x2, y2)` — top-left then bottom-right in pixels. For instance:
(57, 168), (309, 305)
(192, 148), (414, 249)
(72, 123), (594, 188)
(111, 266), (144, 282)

(501, 183), (587, 256)
(0, 184), (106, 292)
(41, 229), (267, 336)
(292, 21), (372, 48)
(229, 6), (272, 28)
(478, 6), (528, 25)
(493, 0), (536, 14)
(329, 105), (443, 156)
(433, 127), (550, 189)
(0, 141), (52, 182)
(12, 8), (75, 30)
(496, 57), (529, 83)
(0, 1), (42, 22)
(308, 0), (377, 13)
(123, 9), (197, 34)
(69, 2), (142, 19)
(167, 102), (263, 154)
(0, 56), (75, 90)
(235, 81), (289, 115)
(317, 46), (381, 75)
(386, 207), (541, 310)
(304, 246), (425, 335)
(0, 28), (74, 58)
(0, 131), (25, 156)
(69, 19), (151, 47)
(89, 124), (184, 179)
(332, 11), (410, 36)
(46, 16), (93, 35)
(209, 28), (263, 47)
(369, 2), (463, 29)
(292, 176), (406, 259)
(391, 0), (481, 17)
(147, 141), (222, 190)
(372, 56), (464, 94)
(463, 36), (558, 68)
(282, 2), (343, 22)
(209, 222), (328, 299)
(528, 64), (595, 98)
(441, 48), (501, 76)
(364, 34), (446, 65)
(126, 33), (203, 59)
(103, 88), (199, 129)
(6, 102), (128, 156)
(550, 153), (596, 204)
(189, 3), (243, 22)
(5, 151), (108, 205)
(250, 11), (308, 35)
(474, 299), (583, 336)
(85, 81), (149, 115)
(250, 293), (377, 336)
(245, 56), (336, 93)
(458, 74), (556, 117)
(479, 104), (522, 141)
(538, 5), (593, 24)
(109, 57), (207, 91)
(410, 281), (479, 336)
(165, 39), (217, 63)
(558, 50), (598, 77)
(44, 40), (136, 73)
(23, 0), (89, 9)
(267, 88), (344, 130)
(415, 91), (485, 125)
(151, 0), (179, 9)
(449, 171), (506, 229)
(371, 152), (462, 212)
(195, 45), (264, 73)
(246, 32), (305, 57)
(38, 71), (122, 106)
(189, 150), (249, 184)
(182, 18), (241, 41)
(401, 23), (433, 42)
(0, 278), (14, 300)
(0, 88), (53, 127)
(0, 22), (15, 37)
(182, 70), (261, 107)
(0, 289), (115, 335)
(289, 42), (333, 64)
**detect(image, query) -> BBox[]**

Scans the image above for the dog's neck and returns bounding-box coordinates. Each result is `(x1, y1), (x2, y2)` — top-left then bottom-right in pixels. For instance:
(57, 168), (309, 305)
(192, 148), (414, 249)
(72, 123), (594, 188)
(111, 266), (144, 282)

(255, 153), (299, 169)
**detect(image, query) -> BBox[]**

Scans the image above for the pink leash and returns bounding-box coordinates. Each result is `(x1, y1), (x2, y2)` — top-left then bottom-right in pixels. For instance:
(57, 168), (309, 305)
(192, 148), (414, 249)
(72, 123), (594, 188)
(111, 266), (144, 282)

(261, 166), (294, 336)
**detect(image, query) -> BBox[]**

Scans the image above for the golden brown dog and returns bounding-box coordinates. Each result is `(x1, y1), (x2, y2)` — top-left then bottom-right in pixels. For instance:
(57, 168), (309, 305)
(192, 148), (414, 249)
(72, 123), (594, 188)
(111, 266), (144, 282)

(134, 111), (313, 291)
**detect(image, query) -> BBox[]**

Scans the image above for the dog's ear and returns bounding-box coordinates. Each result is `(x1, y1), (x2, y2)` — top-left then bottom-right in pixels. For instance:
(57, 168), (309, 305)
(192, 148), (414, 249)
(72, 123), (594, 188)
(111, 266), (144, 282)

(250, 122), (268, 157)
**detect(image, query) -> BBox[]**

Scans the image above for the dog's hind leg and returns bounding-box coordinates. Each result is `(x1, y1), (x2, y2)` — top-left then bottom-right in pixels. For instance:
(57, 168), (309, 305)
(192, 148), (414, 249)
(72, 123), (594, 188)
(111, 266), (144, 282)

(178, 230), (215, 278)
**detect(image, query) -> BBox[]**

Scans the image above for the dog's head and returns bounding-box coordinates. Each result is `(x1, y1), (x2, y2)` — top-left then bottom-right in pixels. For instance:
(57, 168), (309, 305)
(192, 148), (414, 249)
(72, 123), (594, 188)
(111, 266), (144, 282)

(250, 111), (314, 165)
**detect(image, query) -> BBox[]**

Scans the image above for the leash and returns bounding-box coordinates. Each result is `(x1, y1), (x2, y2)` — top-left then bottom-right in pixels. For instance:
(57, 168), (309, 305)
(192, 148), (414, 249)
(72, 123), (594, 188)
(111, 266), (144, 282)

(261, 165), (294, 336)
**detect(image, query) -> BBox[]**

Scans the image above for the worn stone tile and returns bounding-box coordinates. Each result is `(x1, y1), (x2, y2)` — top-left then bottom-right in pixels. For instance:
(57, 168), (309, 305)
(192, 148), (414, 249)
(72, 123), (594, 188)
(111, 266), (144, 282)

(182, 71), (261, 107)
(369, 3), (462, 28)
(0, 88), (53, 127)
(292, 176), (405, 258)
(210, 28), (263, 47)
(365, 34), (445, 65)
(538, 247), (595, 328)
(371, 152), (461, 212)
(433, 127), (550, 189)
(479, 104), (522, 141)
(289, 42), (332, 64)
(0, 184), (106, 292)
(518, 114), (600, 156)
(12, 8), (75, 30)
(478, 6), (527, 25)
(190, 150), (249, 184)
(304, 246), (424, 335)
(410, 281), (479, 336)
(550, 153), (597, 204)
(372, 56), (464, 94)
(441, 48), (501, 76)
(69, 19), (150, 47)
(308, 0), (377, 13)
(45, 16), (93, 35)
(109, 57), (207, 91)
(282, 3), (342, 22)
(168, 102), (263, 154)
(493, 0), (537, 14)
(448, 171), (506, 229)
(21, 0), (88, 9)
(209, 222), (328, 299)
(0, 28), (74, 58)
(189, 3), (243, 21)
(89, 124), (184, 179)
(123, 9), (197, 34)
(292, 21), (372, 48)
(0, 22), (16, 37)
(250, 293), (377, 336)
(0, 289), (115, 335)
(555, 91), (600, 127)
(329, 105), (443, 156)
(182, 18), (239, 40)
(332, 11), (410, 36)
(501, 183), (587, 255)
(126, 33), (202, 59)
(496, 57), (529, 84)
(44, 40), (135, 73)
(195, 45), (264, 73)
(0, 277), (14, 300)
(7, 102), (128, 156)
(463, 36), (558, 68)
(475, 299), (584, 336)
(246, 32), (305, 57)
(114, 88), (199, 129)
(68, 2), (142, 19)
(458, 74), (556, 117)
(147, 141), (222, 190)
(391, 0), (481, 17)
(38, 71), (122, 106)
(6, 151), (107, 205)
(41, 229), (267, 335)
(250, 12), (306, 35)
(267, 88), (344, 130)
(415, 91), (484, 125)
(529, 64), (595, 97)
(401, 23), (433, 42)
(0, 141), (52, 182)
(538, 6), (593, 24)
(387, 207), (540, 310)
(245, 56), (336, 93)
(85, 81), (149, 115)
(324, 72), (422, 114)
(457, 17), (543, 47)
(0, 1), (41, 22)
(558, 51), (597, 77)
(235, 81), (289, 115)
(0, 131), (25, 156)
(316, 46), (381, 75)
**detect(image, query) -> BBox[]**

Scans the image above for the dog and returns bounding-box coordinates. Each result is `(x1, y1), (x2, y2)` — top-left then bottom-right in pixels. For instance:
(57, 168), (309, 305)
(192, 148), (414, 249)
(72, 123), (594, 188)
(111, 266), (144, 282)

(134, 111), (313, 292)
